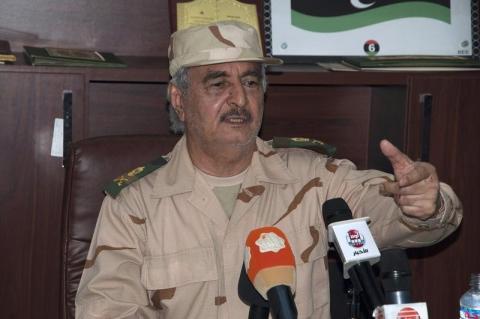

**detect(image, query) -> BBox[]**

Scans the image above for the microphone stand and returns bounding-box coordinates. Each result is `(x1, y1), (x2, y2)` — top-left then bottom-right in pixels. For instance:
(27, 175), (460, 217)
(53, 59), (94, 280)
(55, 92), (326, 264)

(347, 287), (361, 319)
(267, 285), (297, 319)
(249, 305), (269, 319)
(348, 261), (384, 316)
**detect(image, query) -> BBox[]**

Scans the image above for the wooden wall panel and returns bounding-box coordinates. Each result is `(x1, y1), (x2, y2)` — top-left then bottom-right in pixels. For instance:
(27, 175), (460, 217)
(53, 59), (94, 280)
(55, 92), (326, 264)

(87, 82), (171, 138)
(406, 76), (480, 319)
(0, 73), (36, 319)
(262, 85), (373, 169)
(368, 86), (406, 173)
(0, 72), (84, 319)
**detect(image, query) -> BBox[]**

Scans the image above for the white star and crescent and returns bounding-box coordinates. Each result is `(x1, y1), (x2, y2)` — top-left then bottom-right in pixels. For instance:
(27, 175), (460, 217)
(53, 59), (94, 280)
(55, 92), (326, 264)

(351, 0), (376, 9)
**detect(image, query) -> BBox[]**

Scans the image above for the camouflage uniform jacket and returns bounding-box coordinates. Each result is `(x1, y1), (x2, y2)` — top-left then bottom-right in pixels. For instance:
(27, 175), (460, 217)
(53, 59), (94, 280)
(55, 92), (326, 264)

(75, 136), (462, 319)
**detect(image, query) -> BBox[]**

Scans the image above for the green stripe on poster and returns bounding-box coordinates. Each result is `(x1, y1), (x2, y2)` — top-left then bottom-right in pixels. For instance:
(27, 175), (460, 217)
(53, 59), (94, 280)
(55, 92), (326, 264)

(292, 2), (450, 33)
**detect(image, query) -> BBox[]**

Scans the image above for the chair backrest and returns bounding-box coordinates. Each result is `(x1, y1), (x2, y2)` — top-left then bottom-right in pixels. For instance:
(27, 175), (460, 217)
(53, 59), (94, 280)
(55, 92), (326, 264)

(60, 134), (180, 319)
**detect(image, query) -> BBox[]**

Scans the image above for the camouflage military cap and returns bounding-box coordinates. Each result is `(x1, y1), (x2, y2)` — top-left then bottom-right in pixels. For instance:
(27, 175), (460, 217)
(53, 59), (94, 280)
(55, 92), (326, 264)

(168, 20), (282, 76)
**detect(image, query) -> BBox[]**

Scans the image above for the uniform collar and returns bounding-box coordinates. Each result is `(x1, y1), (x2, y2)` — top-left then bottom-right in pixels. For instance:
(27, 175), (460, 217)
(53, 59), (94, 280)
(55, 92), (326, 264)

(151, 136), (298, 198)
(250, 137), (298, 185)
(152, 136), (195, 198)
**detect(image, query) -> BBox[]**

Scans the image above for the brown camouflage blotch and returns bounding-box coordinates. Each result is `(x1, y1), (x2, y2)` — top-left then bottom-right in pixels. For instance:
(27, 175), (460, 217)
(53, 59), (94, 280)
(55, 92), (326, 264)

(129, 215), (146, 225)
(258, 150), (277, 158)
(237, 185), (265, 203)
(273, 177), (323, 225)
(151, 288), (176, 310)
(84, 245), (134, 269)
(215, 296), (227, 306)
(208, 26), (235, 47)
(300, 226), (320, 263)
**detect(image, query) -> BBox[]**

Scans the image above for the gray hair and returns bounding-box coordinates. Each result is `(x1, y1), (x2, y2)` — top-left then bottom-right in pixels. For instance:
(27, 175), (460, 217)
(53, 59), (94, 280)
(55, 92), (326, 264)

(166, 64), (268, 134)
(167, 67), (189, 134)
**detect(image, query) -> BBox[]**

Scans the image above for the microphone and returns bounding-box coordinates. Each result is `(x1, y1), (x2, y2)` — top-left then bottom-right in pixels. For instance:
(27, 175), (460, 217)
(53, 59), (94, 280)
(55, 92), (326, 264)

(322, 198), (384, 315)
(375, 249), (429, 319)
(244, 226), (298, 319)
(379, 248), (412, 304)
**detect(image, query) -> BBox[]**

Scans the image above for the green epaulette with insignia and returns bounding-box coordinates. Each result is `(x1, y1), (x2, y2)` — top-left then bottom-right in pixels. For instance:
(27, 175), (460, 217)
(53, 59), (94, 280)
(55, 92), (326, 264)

(104, 156), (168, 198)
(271, 137), (336, 157)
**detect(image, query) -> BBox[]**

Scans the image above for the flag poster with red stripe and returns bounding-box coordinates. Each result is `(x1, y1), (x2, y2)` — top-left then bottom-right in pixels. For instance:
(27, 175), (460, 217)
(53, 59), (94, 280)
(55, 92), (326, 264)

(269, 0), (472, 56)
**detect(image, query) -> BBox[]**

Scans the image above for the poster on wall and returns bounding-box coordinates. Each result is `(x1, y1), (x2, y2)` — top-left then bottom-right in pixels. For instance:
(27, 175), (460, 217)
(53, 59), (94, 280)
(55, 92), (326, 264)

(265, 0), (474, 58)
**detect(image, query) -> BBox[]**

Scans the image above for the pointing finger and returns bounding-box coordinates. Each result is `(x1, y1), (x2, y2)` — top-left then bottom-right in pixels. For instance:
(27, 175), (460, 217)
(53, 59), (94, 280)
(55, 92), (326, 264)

(380, 139), (414, 171)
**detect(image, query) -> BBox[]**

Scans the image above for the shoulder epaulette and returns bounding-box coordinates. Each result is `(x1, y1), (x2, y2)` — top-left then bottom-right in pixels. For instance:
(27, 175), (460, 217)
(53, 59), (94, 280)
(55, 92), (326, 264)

(271, 137), (336, 157)
(104, 156), (168, 198)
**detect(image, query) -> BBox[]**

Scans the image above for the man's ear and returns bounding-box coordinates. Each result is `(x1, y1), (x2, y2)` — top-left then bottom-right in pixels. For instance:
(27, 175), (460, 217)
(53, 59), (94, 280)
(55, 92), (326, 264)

(168, 83), (185, 121)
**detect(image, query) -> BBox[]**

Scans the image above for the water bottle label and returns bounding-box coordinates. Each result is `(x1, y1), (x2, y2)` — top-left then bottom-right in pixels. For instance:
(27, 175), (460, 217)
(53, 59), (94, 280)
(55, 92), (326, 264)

(460, 306), (480, 318)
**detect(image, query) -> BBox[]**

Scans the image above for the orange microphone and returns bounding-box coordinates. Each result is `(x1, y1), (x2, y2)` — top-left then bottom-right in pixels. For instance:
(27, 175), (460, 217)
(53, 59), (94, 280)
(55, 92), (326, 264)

(244, 226), (297, 319)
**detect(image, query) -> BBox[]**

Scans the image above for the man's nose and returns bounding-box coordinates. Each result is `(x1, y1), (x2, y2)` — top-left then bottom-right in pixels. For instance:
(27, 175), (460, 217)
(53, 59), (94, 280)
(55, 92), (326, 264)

(227, 80), (246, 107)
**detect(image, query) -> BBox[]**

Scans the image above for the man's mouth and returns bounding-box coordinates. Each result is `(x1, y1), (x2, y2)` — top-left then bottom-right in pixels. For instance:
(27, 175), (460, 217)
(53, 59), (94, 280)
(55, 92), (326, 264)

(224, 116), (248, 124)
(220, 109), (252, 125)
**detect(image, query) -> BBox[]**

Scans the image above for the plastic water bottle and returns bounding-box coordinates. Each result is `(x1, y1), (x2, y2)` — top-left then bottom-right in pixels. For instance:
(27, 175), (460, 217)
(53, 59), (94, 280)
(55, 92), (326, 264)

(460, 273), (480, 319)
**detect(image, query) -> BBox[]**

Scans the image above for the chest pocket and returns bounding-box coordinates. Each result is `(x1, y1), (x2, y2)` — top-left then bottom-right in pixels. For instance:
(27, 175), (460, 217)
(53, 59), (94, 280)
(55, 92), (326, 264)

(141, 247), (219, 316)
(286, 224), (330, 318)
(141, 246), (218, 290)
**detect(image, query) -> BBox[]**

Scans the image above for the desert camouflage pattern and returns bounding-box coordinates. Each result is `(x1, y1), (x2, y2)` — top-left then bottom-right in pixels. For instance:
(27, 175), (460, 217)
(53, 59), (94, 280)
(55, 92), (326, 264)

(76, 136), (462, 319)
(168, 20), (282, 76)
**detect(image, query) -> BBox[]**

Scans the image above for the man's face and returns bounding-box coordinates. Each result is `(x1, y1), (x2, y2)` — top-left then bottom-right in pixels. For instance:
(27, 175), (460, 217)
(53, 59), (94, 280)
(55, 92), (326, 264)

(174, 61), (264, 149)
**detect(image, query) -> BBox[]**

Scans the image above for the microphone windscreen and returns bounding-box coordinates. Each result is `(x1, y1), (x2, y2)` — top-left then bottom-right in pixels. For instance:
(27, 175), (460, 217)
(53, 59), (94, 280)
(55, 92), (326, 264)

(322, 198), (353, 226)
(244, 227), (296, 299)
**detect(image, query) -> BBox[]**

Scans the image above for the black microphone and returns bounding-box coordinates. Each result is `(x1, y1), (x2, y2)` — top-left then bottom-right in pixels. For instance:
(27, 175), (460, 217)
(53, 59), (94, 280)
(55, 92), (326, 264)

(379, 248), (412, 304)
(238, 263), (269, 319)
(375, 249), (429, 318)
(322, 198), (384, 315)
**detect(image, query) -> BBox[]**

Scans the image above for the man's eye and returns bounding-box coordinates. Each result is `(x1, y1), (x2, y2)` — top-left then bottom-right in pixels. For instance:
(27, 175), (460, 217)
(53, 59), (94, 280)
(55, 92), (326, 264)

(210, 81), (226, 88)
(243, 79), (259, 88)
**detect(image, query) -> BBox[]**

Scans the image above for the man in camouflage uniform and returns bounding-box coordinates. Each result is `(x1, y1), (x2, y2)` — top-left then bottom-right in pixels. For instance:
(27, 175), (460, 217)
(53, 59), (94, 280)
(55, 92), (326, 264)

(76, 21), (462, 318)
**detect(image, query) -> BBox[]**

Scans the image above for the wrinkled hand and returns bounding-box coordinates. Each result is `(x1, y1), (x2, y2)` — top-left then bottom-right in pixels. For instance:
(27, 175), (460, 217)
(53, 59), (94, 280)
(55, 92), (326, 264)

(380, 139), (440, 220)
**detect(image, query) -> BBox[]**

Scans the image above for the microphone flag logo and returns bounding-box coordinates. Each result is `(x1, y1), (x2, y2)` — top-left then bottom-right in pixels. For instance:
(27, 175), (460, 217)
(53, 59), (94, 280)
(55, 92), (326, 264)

(397, 306), (421, 319)
(255, 232), (286, 253)
(346, 229), (366, 248)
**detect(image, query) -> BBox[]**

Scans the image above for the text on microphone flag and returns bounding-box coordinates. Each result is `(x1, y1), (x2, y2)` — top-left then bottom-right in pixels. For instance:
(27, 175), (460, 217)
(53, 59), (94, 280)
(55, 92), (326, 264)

(255, 232), (286, 253)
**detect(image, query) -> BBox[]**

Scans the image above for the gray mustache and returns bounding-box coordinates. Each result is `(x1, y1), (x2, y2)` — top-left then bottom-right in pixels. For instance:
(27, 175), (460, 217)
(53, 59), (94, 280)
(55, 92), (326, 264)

(220, 108), (252, 122)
